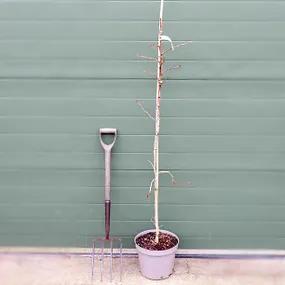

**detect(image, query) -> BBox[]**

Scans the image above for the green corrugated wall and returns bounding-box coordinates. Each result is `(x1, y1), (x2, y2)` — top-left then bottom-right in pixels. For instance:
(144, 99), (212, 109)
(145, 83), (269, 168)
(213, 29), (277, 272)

(1, 0), (285, 249)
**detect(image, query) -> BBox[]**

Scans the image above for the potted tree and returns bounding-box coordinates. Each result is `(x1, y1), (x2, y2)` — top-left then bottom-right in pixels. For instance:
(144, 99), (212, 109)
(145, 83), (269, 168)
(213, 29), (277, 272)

(134, 0), (190, 280)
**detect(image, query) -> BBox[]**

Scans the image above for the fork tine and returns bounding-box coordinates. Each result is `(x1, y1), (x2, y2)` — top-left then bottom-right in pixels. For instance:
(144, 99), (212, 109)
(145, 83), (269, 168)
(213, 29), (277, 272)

(91, 237), (122, 282)
(100, 239), (104, 282)
(119, 239), (123, 282)
(110, 239), (113, 282)
(91, 240), (95, 280)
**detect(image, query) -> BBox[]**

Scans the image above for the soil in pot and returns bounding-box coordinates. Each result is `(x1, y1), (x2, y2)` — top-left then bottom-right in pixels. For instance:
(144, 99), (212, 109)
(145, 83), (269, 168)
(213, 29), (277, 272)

(136, 232), (178, 251)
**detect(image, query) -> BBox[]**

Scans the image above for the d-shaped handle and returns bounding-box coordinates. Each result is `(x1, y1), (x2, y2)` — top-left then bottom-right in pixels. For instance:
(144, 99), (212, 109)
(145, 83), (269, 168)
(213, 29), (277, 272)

(99, 128), (118, 151)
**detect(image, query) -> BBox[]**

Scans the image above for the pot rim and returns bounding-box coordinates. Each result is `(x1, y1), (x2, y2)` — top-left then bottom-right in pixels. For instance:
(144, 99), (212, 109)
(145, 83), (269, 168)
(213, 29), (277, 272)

(134, 229), (179, 256)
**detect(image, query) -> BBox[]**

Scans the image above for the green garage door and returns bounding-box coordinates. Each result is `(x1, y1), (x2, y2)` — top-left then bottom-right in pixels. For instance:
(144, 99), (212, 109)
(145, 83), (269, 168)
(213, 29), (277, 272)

(1, 0), (285, 249)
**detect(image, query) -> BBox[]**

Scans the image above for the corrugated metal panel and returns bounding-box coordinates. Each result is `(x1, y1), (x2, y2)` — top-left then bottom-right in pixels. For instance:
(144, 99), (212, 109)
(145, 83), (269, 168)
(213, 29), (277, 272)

(0, 0), (285, 249)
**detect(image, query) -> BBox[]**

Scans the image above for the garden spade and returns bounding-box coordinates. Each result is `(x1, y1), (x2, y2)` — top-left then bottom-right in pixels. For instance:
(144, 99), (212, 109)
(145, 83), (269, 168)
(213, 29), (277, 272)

(91, 128), (122, 282)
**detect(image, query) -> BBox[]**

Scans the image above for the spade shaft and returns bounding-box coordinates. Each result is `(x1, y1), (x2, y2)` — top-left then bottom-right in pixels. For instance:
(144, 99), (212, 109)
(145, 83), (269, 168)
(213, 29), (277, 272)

(99, 128), (117, 240)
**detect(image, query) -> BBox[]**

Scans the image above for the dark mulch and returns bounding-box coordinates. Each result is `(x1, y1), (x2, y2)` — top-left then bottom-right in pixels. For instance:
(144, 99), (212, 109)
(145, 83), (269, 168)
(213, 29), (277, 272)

(136, 232), (178, 251)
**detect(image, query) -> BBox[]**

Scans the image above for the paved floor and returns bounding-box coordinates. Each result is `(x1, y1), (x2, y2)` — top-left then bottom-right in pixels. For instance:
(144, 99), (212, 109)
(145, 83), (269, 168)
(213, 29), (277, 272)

(1, 253), (285, 285)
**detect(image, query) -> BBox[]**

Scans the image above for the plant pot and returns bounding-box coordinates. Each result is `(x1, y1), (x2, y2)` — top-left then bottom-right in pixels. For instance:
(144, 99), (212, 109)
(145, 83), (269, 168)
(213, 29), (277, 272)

(134, 229), (179, 280)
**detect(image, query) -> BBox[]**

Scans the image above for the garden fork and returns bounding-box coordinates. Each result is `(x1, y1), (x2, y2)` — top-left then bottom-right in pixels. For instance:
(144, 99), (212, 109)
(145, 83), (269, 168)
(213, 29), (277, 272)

(91, 128), (122, 282)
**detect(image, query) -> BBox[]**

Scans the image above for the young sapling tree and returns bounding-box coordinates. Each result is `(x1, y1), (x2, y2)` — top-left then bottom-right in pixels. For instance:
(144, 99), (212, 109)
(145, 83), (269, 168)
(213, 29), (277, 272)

(137, 0), (191, 244)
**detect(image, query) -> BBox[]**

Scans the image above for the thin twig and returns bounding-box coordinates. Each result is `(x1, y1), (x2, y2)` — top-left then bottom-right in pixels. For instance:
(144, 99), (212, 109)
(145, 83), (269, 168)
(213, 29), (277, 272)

(147, 178), (155, 199)
(164, 64), (182, 74)
(136, 100), (155, 121)
(159, 170), (176, 185)
(137, 54), (157, 62)
(174, 41), (192, 49)
(161, 35), (174, 51)
(148, 42), (157, 49)
(143, 69), (156, 77)
(147, 160), (155, 170)
(162, 40), (192, 55)
(172, 180), (192, 187)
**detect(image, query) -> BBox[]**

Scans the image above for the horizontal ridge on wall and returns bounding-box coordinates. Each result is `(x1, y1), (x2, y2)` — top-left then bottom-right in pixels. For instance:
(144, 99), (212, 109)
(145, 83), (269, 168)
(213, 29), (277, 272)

(1, 134), (285, 152)
(1, 79), (284, 99)
(1, 60), (285, 79)
(1, 1), (285, 21)
(2, 186), (285, 205)
(1, 152), (285, 170)
(2, 22), (285, 41)
(2, 41), (285, 61)
(1, 117), (285, 135)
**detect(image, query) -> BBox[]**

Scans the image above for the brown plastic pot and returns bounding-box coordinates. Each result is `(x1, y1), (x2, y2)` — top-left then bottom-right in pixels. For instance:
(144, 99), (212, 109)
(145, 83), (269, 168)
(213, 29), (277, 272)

(134, 229), (179, 280)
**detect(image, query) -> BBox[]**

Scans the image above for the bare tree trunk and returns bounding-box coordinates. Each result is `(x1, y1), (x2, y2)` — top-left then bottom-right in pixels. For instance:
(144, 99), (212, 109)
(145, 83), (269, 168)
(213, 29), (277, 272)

(153, 0), (164, 244)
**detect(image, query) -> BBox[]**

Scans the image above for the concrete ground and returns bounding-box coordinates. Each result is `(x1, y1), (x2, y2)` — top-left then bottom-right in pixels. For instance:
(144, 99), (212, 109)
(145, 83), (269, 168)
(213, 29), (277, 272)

(1, 253), (285, 285)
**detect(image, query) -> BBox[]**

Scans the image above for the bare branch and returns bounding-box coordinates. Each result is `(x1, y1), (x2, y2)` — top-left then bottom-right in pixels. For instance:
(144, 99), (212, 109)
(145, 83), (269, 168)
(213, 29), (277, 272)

(159, 170), (176, 185)
(181, 180), (192, 187)
(174, 41), (192, 49)
(162, 40), (192, 55)
(147, 178), (155, 199)
(148, 42), (157, 49)
(136, 100), (155, 121)
(143, 69), (156, 77)
(147, 160), (155, 170)
(164, 64), (182, 74)
(172, 180), (192, 187)
(137, 53), (157, 62)
(161, 35), (174, 51)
